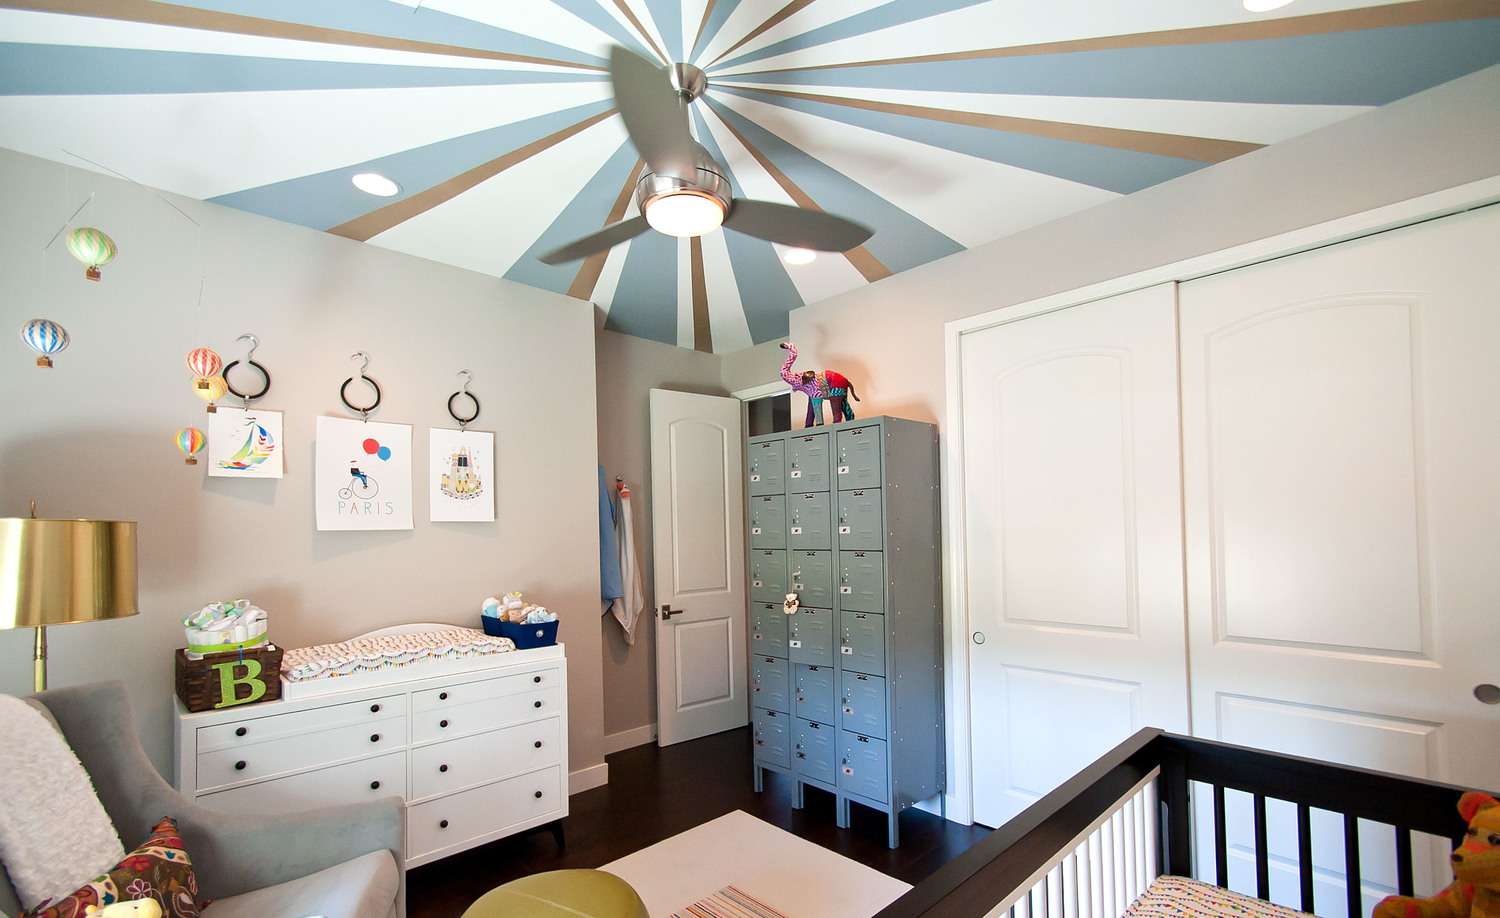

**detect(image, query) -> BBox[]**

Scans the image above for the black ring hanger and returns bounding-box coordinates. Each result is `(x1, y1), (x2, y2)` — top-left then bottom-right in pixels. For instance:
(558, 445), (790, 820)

(341, 351), (381, 419)
(447, 369), (479, 429)
(223, 333), (270, 402)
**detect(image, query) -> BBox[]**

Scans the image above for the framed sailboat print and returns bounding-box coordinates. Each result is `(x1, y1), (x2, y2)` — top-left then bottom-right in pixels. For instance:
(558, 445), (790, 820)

(207, 406), (284, 479)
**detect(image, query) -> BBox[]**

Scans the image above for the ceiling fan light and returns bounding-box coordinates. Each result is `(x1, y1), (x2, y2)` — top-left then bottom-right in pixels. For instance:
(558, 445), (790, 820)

(1242, 0), (1294, 10)
(351, 172), (400, 197)
(644, 191), (725, 238)
(782, 247), (816, 265)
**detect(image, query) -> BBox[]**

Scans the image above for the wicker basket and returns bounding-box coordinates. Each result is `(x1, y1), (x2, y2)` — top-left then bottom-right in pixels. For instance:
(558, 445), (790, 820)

(174, 645), (283, 712)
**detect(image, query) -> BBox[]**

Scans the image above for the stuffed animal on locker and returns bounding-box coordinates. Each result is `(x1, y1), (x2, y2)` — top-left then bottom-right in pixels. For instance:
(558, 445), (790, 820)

(1374, 791), (1500, 918)
(779, 341), (861, 428)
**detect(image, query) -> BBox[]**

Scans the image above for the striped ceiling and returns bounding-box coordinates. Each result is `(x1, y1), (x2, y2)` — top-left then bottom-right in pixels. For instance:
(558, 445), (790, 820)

(2, 1), (1498, 353)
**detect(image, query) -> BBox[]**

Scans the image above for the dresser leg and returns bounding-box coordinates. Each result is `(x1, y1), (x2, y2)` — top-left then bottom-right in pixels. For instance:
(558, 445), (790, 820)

(548, 819), (565, 851)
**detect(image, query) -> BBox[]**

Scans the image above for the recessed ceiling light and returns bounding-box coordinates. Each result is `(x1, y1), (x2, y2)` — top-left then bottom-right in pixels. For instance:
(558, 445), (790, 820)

(782, 248), (816, 265)
(351, 172), (400, 197)
(1243, 0), (1294, 11)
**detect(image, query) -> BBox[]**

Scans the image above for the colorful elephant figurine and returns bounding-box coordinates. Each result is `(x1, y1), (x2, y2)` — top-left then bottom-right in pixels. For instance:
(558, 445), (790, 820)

(779, 342), (861, 428)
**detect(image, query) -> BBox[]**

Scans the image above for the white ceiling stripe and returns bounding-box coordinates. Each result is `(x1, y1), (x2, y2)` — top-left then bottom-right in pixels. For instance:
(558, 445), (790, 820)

(676, 234), (695, 349)
(697, 227), (754, 353)
(707, 0), (888, 66)
(680, 0), (709, 64)
(388, 0), (621, 59)
(622, 0), (676, 62)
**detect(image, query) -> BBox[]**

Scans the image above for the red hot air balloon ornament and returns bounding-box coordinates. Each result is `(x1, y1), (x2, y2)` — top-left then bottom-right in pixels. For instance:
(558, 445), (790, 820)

(186, 347), (222, 387)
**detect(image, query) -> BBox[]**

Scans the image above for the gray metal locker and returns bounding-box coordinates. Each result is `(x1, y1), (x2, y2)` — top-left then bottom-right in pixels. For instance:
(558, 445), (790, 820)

(838, 550), (885, 612)
(837, 489), (882, 551)
(793, 663), (836, 725)
(752, 708), (789, 768)
(787, 491), (833, 550)
(786, 433), (832, 492)
(840, 671), (886, 739)
(752, 655), (790, 713)
(838, 731), (889, 803)
(748, 440), (785, 495)
(750, 549), (788, 603)
(840, 610), (886, 677)
(793, 718), (837, 786)
(835, 426), (882, 490)
(750, 603), (788, 657)
(789, 550), (834, 608)
(787, 606), (833, 666)
(749, 495), (786, 549)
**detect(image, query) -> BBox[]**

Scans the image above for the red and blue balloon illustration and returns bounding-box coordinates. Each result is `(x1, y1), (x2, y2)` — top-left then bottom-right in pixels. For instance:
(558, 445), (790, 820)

(362, 437), (392, 461)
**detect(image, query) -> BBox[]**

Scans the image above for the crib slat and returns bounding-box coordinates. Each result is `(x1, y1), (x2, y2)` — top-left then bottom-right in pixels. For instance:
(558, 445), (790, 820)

(1063, 852), (1079, 918)
(1344, 814), (1362, 918)
(1123, 794), (1137, 905)
(1396, 827), (1415, 897)
(1047, 864), (1063, 918)
(1297, 803), (1315, 913)
(1213, 784), (1229, 888)
(1112, 810), (1127, 913)
(1144, 779), (1159, 882)
(1088, 830), (1104, 918)
(1253, 794), (1271, 900)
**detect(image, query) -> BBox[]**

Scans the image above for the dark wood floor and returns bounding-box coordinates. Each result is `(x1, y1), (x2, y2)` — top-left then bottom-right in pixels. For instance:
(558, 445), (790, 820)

(408, 726), (988, 918)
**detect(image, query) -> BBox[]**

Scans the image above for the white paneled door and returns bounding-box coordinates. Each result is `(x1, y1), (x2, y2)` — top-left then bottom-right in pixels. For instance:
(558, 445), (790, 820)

(961, 283), (1190, 829)
(1179, 208), (1500, 913)
(649, 389), (748, 746)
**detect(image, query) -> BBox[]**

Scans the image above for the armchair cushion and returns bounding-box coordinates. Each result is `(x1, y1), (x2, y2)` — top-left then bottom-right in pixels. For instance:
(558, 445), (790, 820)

(24, 817), (201, 918)
(202, 850), (398, 918)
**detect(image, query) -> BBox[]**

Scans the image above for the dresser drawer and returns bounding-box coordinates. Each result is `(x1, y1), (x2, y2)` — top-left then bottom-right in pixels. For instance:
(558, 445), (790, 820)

(412, 667), (559, 712)
(198, 751), (406, 815)
(412, 686), (559, 744)
(411, 717), (561, 801)
(198, 718), (406, 792)
(197, 694), (405, 753)
(408, 765), (562, 861)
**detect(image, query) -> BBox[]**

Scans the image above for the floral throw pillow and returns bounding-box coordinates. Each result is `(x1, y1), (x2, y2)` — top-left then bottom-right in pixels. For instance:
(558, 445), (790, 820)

(22, 817), (202, 918)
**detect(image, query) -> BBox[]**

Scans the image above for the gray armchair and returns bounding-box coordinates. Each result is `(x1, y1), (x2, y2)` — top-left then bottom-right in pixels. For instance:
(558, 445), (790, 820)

(1, 683), (405, 918)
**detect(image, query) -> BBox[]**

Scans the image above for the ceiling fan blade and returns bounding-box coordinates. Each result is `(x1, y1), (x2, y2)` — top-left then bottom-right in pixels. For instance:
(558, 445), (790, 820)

(610, 46), (697, 180)
(723, 199), (873, 252)
(537, 215), (651, 265)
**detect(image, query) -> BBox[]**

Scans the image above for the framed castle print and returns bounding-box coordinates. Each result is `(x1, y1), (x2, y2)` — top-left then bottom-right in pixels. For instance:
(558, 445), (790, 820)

(429, 427), (495, 523)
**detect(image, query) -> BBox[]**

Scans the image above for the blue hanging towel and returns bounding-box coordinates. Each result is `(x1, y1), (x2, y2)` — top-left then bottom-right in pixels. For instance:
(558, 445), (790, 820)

(599, 465), (624, 610)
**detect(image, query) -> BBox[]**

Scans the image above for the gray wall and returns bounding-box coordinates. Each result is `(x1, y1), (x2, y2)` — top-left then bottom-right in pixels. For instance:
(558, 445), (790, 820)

(594, 329), (726, 740)
(0, 147), (607, 779)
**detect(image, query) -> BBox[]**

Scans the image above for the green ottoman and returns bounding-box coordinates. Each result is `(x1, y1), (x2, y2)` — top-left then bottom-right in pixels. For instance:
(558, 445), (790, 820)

(461, 869), (649, 918)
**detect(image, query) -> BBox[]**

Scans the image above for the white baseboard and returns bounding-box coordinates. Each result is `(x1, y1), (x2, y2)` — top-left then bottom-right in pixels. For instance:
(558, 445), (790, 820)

(569, 761), (609, 795)
(604, 722), (658, 755)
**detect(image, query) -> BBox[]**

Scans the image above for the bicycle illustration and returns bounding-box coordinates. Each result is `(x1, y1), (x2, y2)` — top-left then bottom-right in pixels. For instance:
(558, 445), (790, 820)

(338, 461), (380, 500)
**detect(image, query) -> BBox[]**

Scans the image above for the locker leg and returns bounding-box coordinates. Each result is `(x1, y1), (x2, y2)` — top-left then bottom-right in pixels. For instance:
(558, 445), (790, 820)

(792, 780), (804, 810)
(754, 765), (764, 793)
(887, 810), (899, 849)
(836, 795), (850, 828)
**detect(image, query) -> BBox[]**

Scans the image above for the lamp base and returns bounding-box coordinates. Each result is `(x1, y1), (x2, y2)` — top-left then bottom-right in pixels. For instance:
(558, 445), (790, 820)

(34, 624), (47, 693)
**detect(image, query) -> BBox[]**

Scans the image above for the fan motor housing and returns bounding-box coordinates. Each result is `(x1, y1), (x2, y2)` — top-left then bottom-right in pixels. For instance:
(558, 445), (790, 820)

(635, 141), (732, 216)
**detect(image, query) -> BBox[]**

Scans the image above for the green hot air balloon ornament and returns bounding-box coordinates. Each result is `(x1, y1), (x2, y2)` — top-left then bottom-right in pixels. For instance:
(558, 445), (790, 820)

(65, 226), (117, 281)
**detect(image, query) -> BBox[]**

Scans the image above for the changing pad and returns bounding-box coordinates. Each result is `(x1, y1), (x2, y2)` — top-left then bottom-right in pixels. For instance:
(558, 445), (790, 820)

(281, 627), (515, 684)
(1124, 875), (1306, 917)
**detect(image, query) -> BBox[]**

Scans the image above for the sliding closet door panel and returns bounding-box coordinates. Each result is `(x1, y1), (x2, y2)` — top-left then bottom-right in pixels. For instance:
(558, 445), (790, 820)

(1179, 207), (1500, 910)
(962, 283), (1188, 830)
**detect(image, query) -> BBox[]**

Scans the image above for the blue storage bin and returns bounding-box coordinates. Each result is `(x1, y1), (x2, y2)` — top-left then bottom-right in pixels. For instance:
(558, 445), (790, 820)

(482, 616), (559, 649)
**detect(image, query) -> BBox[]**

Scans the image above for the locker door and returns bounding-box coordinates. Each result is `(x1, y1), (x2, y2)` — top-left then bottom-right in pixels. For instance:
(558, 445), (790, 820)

(788, 607), (834, 666)
(790, 550), (834, 608)
(749, 495), (786, 549)
(786, 433), (832, 492)
(836, 488), (882, 551)
(750, 603), (788, 657)
(839, 671), (887, 739)
(751, 656), (790, 713)
(836, 425), (882, 490)
(750, 549), (788, 603)
(788, 491), (833, 550)
(838, 550), (885, 612)
(794, 663), (837, 725)
(747, 440), (785, 495)
(838, 730), (889, 803)
(840, 610), (886, 676)
(794, 718), (837, 786)
(752, 708), (789, 768)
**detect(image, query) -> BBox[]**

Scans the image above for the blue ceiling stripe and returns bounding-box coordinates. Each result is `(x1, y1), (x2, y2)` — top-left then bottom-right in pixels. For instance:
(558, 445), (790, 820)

(549, 0), (657, 61)
(209, 99), (617, 230)
(709, 0), (984, 74)
(714, 85), (1199, 194)
(704, 97), (962, 274)
(716, 19), (1500, 106)
(604, 229), (679, 344)
(166, 0), (605, 68)
(644, 0), (685, 62)
(504, 138), (641, 293)
(691, 107), (797, 344)
(689, 0), (742, 65)
(0, 43), (606, 95)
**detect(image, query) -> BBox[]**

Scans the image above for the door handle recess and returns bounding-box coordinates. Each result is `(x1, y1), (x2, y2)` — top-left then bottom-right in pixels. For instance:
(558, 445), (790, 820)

(660, 604), (684, 620)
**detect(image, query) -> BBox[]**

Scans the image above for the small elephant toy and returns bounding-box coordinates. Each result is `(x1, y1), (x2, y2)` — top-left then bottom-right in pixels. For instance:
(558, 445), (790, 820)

(1374, 791), (1500, 918)
(779, 342), (861, 428)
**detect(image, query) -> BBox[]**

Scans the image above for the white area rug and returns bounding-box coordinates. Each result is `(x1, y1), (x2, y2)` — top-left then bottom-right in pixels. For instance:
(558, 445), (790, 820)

(601, 810), (912, 918)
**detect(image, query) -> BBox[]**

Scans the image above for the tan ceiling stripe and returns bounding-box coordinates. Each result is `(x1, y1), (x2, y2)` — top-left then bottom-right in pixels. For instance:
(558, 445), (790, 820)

(568, 158), (646, 301)
(329, 109), (617, 242)
(690, 237), (712, 352)
(611, 0), (670, 64)
(713, 110), (891, 283)
(689, 0), (718, 62)
(705, 0), (816, 68)
(727, 0), (1500, 75)
(0, 0), (606, 70)
(739, 86), (1262, 163)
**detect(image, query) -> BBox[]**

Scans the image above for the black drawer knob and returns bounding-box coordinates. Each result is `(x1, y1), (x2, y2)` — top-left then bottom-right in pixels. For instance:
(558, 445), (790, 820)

(370, 703), (381, 713)
(439, 691), (449, 700)
(440, 719), (449, 728)
(234, 760), (246, 771)
(439, 819), (449, 829)
(533, 700), (543, 709)
(370, 781), (381, 790)
(534, 675), (542, 683)
(534, 790), (543, 799)
(370, 734), (381, 743)
(439, 764), (449, 773)
(534, 740), (543, 749)
(235, 726), (247, 737)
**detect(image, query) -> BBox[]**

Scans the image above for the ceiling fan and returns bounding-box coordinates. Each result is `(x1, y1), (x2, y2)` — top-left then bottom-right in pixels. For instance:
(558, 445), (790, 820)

(537, 47), (873, 265)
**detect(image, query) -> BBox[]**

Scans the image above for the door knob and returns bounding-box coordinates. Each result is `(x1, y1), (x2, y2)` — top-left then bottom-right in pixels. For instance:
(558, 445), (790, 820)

(660, 604), (684, 620)
(1476, 684), (1500, 705)
(972, 632), (986, 645)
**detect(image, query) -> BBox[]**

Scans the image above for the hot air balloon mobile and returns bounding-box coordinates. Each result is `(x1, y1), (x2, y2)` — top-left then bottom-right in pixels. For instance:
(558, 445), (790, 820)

(176, 427), (206, 465)
(20, 318), (69, 368)
(194, 374), (228, 413)
(65, 226), (117, 281)
(186, 347), (222, 386)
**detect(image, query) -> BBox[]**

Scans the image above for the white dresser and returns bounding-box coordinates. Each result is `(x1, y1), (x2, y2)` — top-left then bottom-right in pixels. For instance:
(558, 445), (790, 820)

(172, 643), (568, 868)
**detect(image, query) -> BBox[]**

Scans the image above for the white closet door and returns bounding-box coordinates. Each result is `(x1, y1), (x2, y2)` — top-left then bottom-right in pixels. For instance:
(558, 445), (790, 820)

(962, 283), (1189, 830)
(1179, 208), (1500, 912)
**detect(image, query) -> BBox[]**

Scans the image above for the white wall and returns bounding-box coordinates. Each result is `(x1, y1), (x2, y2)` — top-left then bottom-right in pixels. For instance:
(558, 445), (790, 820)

(0, 147), (607, 781)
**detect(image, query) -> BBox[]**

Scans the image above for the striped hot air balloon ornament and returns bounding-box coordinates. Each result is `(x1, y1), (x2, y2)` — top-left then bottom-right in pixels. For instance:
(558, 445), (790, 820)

(66, 226), (117, 281)
(187, 347), (222, 386)
(176, 427), (206, 465)
(194, 374), (228, 413)
(20, 318), (69, 368)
